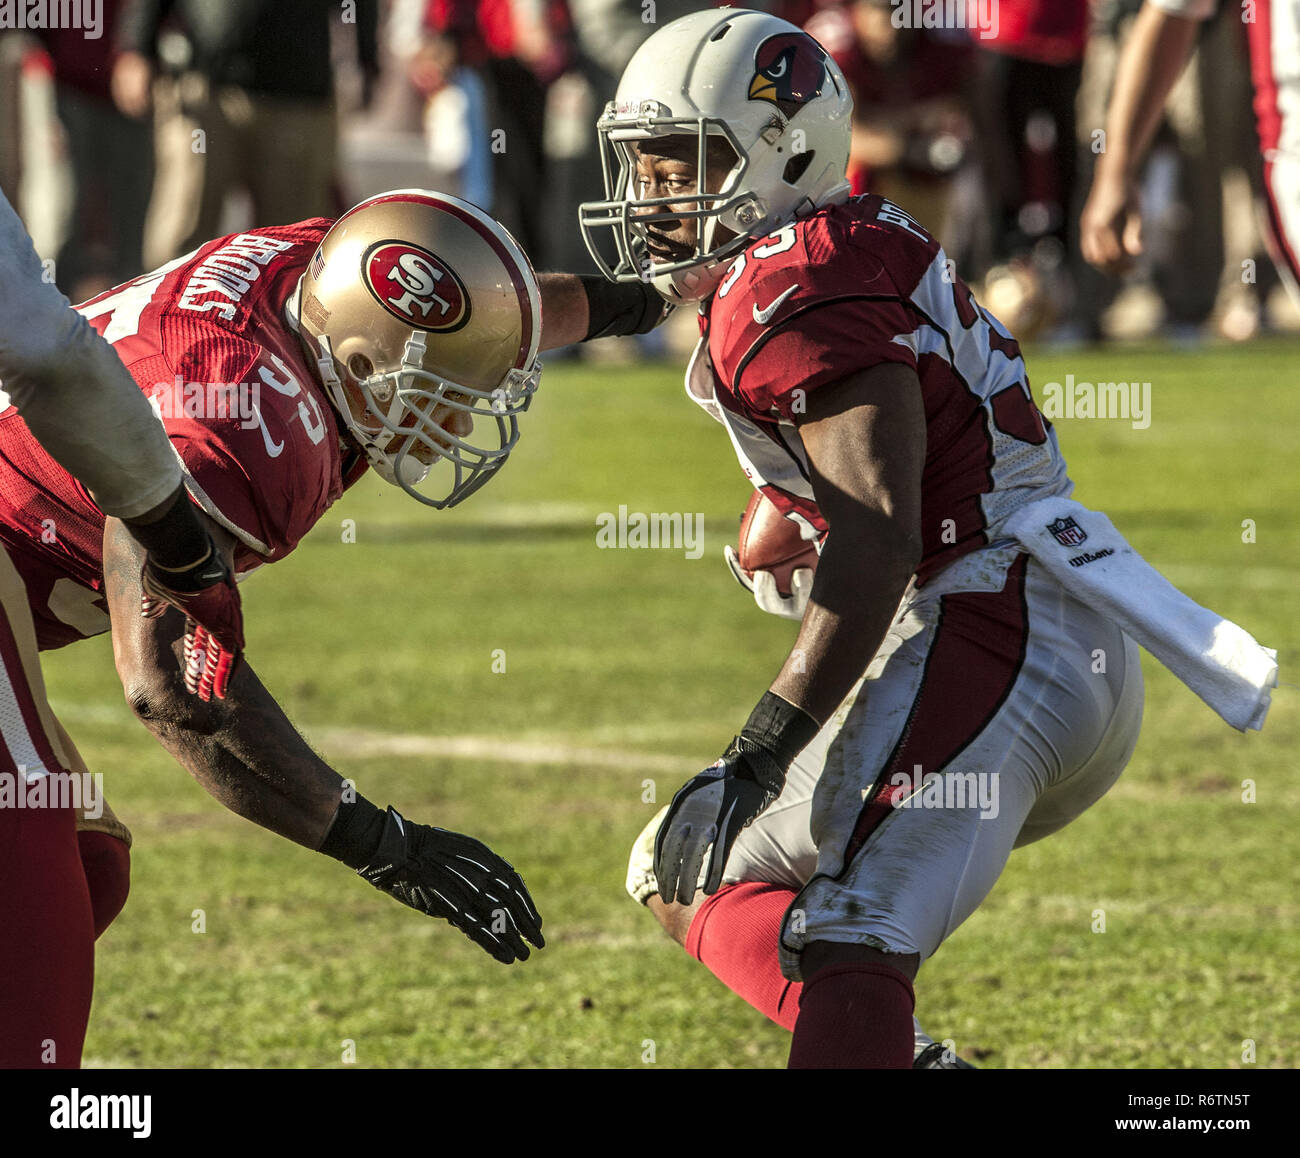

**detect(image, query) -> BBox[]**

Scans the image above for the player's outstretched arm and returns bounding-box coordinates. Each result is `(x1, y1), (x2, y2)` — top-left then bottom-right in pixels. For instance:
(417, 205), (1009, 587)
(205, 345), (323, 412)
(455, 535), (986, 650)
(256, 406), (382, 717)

(654, 363), (925, 905)
(1080, 2), (1203, 274)
(101, 517), (543, 963)
(537, 272), (671, 349)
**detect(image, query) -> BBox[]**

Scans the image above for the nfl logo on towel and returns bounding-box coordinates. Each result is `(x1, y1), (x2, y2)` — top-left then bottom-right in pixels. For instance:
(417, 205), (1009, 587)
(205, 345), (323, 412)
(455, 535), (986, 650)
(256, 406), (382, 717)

(1047, 516), (1088, 547)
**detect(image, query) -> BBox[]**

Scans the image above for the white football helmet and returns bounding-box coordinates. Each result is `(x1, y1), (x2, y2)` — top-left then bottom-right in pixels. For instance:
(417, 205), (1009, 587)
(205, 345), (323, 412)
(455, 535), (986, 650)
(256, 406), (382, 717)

(291, 189), (541, 508)
(579, 8), (853, 303)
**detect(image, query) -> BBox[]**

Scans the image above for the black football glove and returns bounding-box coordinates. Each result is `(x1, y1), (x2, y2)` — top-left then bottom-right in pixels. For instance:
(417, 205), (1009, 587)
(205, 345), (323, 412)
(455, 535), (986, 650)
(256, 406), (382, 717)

(655, 692), (821, 906)
(355, 806), (544, 964)
(654, 737), (786, 906)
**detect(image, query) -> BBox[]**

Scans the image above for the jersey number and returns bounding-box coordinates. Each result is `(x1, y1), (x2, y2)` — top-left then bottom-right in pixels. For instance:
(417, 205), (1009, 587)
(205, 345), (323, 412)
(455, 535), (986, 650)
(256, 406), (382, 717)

(75, 251), (196, 342)
(717, 225), (798, 299)
(259, 356), (327, 447)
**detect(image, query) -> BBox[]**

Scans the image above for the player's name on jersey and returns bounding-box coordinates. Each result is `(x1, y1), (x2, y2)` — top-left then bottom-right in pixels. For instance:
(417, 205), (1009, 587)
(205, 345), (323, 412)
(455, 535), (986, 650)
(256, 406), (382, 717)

(595, 505), (704, 559)
(177, 233), (295, 321)
(1039, 374), (1152, 430)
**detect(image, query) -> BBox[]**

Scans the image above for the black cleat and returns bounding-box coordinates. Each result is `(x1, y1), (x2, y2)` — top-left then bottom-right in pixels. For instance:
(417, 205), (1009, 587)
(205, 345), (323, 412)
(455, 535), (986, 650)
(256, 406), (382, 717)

(913, 1042), (978, 1069)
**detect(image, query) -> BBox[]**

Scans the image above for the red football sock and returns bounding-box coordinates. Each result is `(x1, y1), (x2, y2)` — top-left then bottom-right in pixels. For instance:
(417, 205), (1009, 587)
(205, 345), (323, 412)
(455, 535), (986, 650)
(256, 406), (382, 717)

(0, 804), (94, 1068)
(78, 830), (132, 940)
(685, 882), (802, 1031)
(788, 962), (915, 1069)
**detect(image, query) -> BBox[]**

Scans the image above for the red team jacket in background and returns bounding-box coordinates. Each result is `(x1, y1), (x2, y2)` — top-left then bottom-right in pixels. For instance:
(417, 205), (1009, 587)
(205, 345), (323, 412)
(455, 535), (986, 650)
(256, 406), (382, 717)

(0, 220), (361, 650)
(972, 0), (1091, 66)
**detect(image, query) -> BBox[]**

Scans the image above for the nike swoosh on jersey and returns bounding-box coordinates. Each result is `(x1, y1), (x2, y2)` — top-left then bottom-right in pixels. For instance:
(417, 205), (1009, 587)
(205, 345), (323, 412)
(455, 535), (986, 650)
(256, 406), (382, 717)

(752, 284), (801, 325)
(249, 404), (285, 458)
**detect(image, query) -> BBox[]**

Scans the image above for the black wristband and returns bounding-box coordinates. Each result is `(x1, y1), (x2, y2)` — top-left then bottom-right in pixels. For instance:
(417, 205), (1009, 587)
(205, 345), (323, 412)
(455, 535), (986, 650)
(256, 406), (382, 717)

(319, 793), (389, 870)
(580, 275), (672, 341)
(740, 691), (822, 769)
(123, 486), (211, 570)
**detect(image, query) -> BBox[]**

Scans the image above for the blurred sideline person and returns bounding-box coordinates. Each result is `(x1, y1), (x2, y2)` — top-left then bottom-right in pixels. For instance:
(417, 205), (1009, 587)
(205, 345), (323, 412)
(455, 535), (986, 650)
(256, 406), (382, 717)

(0, 186), (665, 1068)
(580, 9), (1275, 1068)
(804, 0), (974, 244)
(35, 0), (154, 301)
(112, 0), (379, 267)
(1081, 0), (1300, 306)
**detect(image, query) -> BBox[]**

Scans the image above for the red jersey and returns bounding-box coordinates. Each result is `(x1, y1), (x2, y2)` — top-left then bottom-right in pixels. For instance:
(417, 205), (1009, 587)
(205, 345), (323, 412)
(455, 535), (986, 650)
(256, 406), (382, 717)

(0, 220), (360, 650)
(690, 194), (1071, 586)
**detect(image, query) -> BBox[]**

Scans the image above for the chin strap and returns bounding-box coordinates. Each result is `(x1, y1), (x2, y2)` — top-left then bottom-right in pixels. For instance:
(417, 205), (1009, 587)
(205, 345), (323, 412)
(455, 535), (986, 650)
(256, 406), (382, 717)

(314, 332), (342, 391)
(312, 332), (390, 475)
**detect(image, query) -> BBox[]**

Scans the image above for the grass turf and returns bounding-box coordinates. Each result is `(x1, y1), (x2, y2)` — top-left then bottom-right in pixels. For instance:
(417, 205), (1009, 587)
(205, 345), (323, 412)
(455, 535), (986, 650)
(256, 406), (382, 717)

(45, 337), (1297, 1068)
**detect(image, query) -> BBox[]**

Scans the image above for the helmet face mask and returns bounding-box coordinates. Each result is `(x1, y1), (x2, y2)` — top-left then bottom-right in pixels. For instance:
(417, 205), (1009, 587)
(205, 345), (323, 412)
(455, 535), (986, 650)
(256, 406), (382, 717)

(293, 189), (541, 509)
(582, 111), (761, 300)
(333, 330), (538, 508)
(578, 9), (854, 304)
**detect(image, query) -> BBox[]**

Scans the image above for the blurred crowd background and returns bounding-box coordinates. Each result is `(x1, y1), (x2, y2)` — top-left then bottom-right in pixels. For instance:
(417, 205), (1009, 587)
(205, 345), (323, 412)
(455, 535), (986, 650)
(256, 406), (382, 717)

(0, 0), (1291, 353)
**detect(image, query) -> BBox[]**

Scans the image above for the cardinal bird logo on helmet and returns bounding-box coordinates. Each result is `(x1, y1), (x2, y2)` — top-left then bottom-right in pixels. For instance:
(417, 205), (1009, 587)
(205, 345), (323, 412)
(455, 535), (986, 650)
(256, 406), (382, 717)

(748, 33), (828, 118)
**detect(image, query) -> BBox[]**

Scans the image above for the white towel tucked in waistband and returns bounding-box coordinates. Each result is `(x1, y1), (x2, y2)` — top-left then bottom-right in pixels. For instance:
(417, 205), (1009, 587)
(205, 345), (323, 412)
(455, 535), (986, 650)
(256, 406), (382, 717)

(1002, 497), (1277, 732)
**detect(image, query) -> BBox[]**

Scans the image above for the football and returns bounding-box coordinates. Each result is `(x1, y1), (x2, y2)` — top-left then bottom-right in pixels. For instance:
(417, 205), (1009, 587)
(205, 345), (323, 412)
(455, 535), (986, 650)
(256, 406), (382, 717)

(735, 490), (820, 597)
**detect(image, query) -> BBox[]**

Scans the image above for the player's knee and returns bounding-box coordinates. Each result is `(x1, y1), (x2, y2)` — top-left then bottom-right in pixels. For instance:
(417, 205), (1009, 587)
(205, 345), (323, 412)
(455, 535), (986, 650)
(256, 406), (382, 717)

(77, 830), (131, 939)
(801, 939), (921, 984)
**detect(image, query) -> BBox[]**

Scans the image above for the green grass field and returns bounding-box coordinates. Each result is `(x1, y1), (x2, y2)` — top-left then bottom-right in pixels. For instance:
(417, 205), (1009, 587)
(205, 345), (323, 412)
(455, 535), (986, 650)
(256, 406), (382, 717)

(49, 338), (1298, 1068)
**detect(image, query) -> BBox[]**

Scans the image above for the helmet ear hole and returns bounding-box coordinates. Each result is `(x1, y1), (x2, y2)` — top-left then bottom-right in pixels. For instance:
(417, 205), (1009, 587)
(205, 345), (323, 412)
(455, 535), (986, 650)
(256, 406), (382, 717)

(347, 353), (374, 380)
(783, 150), (814, 185)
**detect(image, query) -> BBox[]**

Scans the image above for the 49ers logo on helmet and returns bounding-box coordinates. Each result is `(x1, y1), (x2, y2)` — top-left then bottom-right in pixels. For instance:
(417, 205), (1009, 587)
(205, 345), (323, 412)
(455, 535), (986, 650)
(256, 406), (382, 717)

(748, 33), (827, 119)
(363, 240), (471, 332)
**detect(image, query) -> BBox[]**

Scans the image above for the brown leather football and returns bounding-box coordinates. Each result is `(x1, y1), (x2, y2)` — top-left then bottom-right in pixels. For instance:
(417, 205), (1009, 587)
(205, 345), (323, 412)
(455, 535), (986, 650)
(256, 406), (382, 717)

(735, 490), (820, 597)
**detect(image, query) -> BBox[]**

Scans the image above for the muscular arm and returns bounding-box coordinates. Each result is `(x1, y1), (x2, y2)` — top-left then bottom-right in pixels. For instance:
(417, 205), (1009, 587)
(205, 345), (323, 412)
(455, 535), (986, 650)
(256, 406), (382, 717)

(771, 362), (926, 726)
(538, 272), (590, 349)
(105, 514), (543, 961)
(1080, 3), (1204, 271)
(537, 271), (670, 350)
(651, 362), (925, 905)
(103, 515), (343, 848)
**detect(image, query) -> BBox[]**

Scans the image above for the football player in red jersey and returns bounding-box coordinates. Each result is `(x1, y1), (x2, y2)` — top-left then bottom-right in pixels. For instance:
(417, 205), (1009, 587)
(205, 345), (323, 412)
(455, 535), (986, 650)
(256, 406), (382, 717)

(0, 187), (671, 1068)
(580, 9), (1152, 1069)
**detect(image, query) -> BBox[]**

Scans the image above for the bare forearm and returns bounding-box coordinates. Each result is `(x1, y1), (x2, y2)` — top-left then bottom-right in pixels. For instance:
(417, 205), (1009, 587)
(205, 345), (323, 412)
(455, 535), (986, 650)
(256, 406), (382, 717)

(105, 514), (342, 847)
(138, 669), (346, 849)
(538, 271), (670, 349)
(771, 538), (915, 725)
(538, 272), (590, 350)
(1097, 5), (1201, 181)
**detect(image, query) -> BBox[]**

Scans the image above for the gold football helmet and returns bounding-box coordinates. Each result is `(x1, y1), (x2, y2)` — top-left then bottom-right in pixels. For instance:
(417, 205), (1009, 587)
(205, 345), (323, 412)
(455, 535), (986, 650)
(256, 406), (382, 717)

(292, 189), (541, 508)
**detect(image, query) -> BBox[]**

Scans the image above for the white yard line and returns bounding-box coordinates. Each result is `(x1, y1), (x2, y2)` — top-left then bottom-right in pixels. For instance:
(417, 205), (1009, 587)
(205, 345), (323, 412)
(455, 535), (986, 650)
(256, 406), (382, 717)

(48, 701), (686, 773)
(311, 726), (686, 773)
